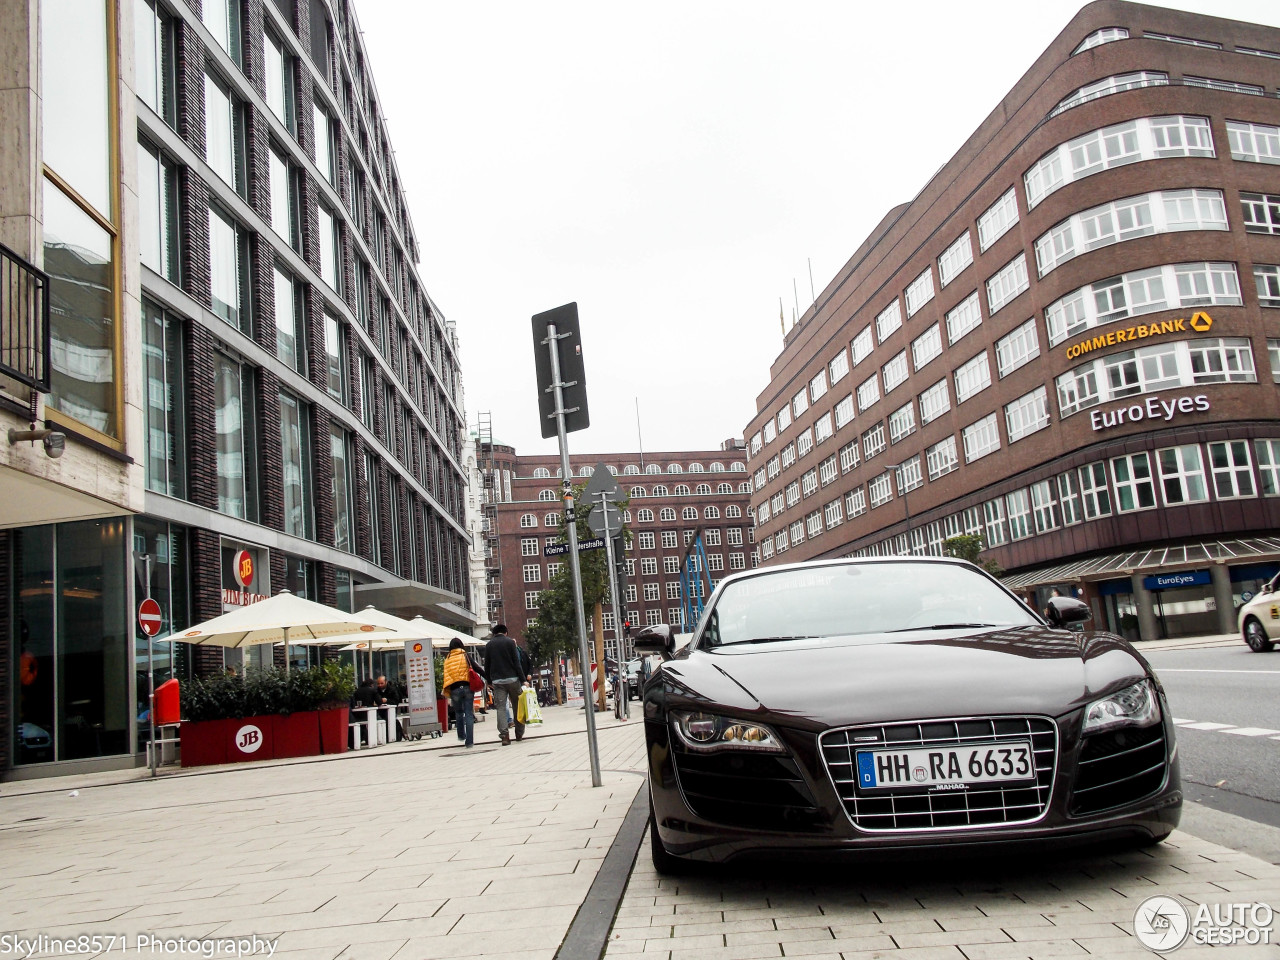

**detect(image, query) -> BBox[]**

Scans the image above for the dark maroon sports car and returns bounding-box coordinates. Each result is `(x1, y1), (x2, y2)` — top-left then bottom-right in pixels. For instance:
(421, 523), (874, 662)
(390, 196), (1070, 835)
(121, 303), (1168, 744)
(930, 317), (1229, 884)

(634, 557), (1181, 872)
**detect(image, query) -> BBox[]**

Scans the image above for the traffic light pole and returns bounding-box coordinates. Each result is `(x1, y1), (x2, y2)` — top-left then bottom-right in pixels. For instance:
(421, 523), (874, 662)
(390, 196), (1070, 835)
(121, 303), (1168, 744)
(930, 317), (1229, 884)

(543, 320), (602, 787)
(597, 492), (628, 719)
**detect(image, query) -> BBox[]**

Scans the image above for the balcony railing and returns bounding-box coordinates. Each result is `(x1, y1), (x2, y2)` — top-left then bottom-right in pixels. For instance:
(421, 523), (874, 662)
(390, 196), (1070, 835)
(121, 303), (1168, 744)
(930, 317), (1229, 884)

(0, 243), (51, 392)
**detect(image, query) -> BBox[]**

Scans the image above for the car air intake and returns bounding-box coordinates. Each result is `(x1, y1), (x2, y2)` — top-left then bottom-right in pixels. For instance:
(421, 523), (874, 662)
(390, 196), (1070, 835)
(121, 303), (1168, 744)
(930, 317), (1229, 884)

(820, 717), (1058, 832)
(670, 746), (824, 831)
(1069, 723), (1167, 816)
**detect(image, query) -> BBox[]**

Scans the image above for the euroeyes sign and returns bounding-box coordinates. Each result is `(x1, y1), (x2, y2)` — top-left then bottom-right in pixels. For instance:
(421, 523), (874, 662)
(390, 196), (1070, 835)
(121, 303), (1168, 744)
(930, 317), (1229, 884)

(1089, 394), (1210, 432)
(1144, 570), (1211, 590)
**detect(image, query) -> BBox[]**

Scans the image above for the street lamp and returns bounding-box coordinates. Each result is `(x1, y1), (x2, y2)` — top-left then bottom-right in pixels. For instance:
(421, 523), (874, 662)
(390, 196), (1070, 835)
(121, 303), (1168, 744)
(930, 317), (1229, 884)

(880, 461), (913, 554)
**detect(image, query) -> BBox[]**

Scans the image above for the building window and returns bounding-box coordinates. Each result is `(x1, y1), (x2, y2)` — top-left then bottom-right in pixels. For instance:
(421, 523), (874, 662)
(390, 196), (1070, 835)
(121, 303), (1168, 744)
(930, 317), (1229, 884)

(995, 318), (1040, 378)
(796, 430), (813, 458)
(203, 0), (242, 63)
(1208, 441), (1255, 499)
(330, 426), (353, 550)
(204, 72), (244, 194)
(1256, 265), (1280, 307)
(834, 394), (856, 430)
(1034, 189), (1227, 278)
(801, 469), (818, 498)
(318, 206), (340, 290)
(938, 231), (973, 287)
(1243, 193), (1280, 235)
(953, 352), (991, 403)
(904, 269), (935, 318)
(1255, 440), (1280, 495)
(823, 499), (843, 529)
(215, 353), (257, 520)
(523, 563), (540, 583)
(814, 413), (833, 444)
(1157, 444), (1209, 504)
(776, 404), (791, 433)
(1006, 489), (1032, 540)
(659, 507), (676, 521)
(804, 513), (821, 540)
(1004, 386), (1050, 442)
(837, 440), (859, 474)
(314, 104), (334, 184)
(1227, 120), (1280, 164)
(869, 473), (893, 509)
(907, 325), (940, 374)
(1058, 471), (1083, 525)
(135, 0), (176, 126)
(851, 326), (874, 365)
(280, 391), (313, 538)
(664, 556), (680, 574)
(208, 206), (249, 331)
(829, 350), (850, 384)
(792, 389), (809, 419)
(882, 351), (909, 394)
(862, 422), (887, 461)
(1185, 76), (1263, 96)
(977, 188), (1019, 251)
(946, 291), (983, 343)
(730, 552), (746, 570)
(888, 401), (916, 444)
(1052, 71), (1168, 117)
(520, 513), (537, 528)
(785, 482), (800, 508)
(264, 30), (294, 132)
(962, 413), (1000, 463)
(525, 592), (539, 611)
(137, 140), (179, 283)
(819, 454), (839, 486)
(1079, 462), (1112, 518)
(269, 146), (297, 246)
(638, 532), (656, 550)
(323, 314), (347, 403)
(876, 300), (903, 341)
(780, 445), (796, 470)
(919, 379), (951, 425)
(142, 299), (186, 498)
(1073, 26), (1128, 53)
(986, 255), (1029, 315)
(1111, 453), (1156, 512)
(273, 266), (306, 374)
(1030, 480), (1059, 533)
(810, 370), (828, 403)
(521, 537), (538, 556)
(857, 374), (880, 412)
(544, 512), (560, 526)
(926, 436), (958, 481)
(845, 486), (867, 518)
(895, 456), (923, 494)
(982, 498), (1007, 546)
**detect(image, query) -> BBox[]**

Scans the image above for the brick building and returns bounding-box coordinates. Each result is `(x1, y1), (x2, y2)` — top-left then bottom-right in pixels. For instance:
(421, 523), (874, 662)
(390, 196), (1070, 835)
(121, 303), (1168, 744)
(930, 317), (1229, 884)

(1, 0), (470, 777)
(479, 440), (753, 664)
(745, 1), (1280, 643)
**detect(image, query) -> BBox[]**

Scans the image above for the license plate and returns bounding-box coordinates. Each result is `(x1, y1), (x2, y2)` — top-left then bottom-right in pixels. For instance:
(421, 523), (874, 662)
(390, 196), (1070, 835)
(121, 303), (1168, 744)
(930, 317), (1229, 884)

(855, 740), (1034, 790)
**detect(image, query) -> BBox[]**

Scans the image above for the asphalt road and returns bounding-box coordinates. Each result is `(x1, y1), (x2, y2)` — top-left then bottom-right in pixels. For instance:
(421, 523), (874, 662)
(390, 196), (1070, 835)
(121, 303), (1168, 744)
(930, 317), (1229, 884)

(1144, 641), (1280, 831)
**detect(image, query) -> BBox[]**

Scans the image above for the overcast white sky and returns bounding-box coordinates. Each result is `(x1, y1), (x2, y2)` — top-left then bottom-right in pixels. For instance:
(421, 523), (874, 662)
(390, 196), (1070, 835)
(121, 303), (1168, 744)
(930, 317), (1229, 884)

(355, 0), (1280, 458)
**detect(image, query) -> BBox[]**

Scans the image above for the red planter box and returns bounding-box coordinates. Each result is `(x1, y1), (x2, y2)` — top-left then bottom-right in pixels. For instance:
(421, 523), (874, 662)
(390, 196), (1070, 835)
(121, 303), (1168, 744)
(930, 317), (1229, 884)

(318, 706), (349, 754)
(181, 715), (275, 767)
(437, 697), (450, 732)
(272, 711), (320, 759)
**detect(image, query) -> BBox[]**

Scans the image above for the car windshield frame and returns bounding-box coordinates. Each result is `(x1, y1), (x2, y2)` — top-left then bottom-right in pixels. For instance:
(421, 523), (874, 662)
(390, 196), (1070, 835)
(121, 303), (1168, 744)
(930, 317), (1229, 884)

(694, 561), (1042, 649)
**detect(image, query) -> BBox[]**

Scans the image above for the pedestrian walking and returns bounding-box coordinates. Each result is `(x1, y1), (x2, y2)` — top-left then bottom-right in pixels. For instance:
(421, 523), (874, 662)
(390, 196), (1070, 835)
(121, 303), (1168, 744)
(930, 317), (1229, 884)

(484, 624), (532, 745)
(441, 639), (483, 748)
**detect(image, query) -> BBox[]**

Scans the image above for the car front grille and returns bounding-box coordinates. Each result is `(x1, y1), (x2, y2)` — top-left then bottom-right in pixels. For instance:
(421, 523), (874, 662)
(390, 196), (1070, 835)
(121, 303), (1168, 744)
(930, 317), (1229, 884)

(819, 717), (1058, 832)
(671, 745), (824, 831)
(1069, 723), (1167, 816)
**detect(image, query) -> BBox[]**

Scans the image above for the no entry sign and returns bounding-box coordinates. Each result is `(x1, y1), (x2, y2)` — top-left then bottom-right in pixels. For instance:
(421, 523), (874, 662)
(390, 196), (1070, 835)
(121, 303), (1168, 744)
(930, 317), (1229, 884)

(138, 597), (163, 637)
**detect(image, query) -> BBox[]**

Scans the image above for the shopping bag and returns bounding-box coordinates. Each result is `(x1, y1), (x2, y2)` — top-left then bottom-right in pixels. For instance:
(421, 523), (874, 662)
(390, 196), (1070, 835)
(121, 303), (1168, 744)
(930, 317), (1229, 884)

(521, 687), (543, 724)
(517, 690), (528, 724)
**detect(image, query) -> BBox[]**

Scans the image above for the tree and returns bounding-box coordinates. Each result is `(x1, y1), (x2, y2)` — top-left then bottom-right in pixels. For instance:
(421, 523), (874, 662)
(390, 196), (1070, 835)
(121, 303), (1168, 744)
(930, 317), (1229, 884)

(943, 534), (1004, 577)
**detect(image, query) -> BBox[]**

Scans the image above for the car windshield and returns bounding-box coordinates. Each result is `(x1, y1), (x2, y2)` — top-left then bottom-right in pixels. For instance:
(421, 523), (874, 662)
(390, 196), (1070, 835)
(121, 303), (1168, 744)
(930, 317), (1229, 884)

(699, 562), (1039, 647)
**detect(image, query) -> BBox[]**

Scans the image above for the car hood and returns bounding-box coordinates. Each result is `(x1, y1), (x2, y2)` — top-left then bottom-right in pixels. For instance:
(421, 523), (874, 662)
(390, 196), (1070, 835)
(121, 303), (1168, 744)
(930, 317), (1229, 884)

(658, 626), (1149, 729)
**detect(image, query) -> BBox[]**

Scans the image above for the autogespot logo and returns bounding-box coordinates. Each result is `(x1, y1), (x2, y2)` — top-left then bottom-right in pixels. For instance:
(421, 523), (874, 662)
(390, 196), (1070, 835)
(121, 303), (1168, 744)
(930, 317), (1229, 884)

(1134, 896), (1191, 952)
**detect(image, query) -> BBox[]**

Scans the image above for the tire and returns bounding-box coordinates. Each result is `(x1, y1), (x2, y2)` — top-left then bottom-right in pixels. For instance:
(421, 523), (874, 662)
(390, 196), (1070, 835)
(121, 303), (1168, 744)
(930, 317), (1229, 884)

(1243, 617), (1275, 653)
(649, 805), (687, 875)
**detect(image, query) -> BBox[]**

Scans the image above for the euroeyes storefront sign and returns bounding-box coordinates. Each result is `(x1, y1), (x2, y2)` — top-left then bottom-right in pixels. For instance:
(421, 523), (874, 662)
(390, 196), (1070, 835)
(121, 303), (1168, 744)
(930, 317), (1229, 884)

(1144, 570), (1211, 591)
(1089, 394), (1210, 432)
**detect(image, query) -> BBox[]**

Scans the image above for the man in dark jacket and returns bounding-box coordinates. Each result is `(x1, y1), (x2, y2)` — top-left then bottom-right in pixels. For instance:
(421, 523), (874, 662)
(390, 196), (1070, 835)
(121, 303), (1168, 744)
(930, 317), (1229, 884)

(484, 624), (532, 745)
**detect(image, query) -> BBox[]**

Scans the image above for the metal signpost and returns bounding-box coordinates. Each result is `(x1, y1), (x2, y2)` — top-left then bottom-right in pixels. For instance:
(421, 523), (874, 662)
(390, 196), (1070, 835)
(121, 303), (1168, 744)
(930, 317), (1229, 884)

(531, 303), (601, 787)
(585, 462), (627, 718)
(137, 566), (161, 778)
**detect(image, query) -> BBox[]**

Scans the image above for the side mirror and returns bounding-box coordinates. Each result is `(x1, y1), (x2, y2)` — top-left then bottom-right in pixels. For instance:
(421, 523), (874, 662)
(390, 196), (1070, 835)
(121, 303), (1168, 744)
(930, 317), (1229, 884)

(633, 623), (675, 660)
(1045, 596), (1091, 627)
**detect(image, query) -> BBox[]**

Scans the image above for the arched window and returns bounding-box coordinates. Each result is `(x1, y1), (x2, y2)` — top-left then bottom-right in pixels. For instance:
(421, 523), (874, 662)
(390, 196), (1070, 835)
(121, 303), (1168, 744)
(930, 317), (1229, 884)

(645, 463), (662, 474)
(667, 463), (683, 474)
(652, 484), (668, 497)
(623, 464), (640, 475)
(674, 484), (690, 496)
(704, 506), (720, 519)
(629, 486), (646, 497)
(578, 466), (592, 477)
(607, 465), (618, 475)
(731, 462), (746, 472)
(738, 482), (751, 493)
(726, 505), (742, 518)
(660, 507), (676, 521)
(710, 462), (725, 473)
(682, 506), (698, 520)
(623, 509), (632, 522)
(520, 513), (537, 527)
(533, 467), (551, 478)
(688, 462), (704, 473)
(696, 483), (711, 495)
(637, 508), (654, 522)
(544, 512), (560, 526)
(538, 489), (557, 501)
(718, 483), (732, 494)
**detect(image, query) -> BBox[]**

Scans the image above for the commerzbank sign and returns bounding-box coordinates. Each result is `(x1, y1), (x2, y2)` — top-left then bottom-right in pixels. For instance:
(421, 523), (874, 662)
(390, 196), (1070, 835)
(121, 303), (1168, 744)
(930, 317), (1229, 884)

(1063, 311), (1214, 360)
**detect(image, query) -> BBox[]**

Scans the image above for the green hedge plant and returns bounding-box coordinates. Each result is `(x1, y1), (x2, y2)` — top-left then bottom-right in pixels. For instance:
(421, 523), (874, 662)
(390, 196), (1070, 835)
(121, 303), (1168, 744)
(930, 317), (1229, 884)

(180, 663), (356, 721)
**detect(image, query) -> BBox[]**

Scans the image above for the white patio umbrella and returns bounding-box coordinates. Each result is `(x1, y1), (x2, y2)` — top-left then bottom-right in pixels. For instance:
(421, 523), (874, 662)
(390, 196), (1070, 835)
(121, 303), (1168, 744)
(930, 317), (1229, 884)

(321, 608), (475, 674)
(172, 590), (393, 672)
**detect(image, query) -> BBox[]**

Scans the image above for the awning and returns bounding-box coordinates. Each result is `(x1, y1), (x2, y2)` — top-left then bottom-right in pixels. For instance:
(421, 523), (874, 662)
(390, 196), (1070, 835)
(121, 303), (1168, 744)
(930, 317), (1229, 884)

(1001, 537), (1280, 591)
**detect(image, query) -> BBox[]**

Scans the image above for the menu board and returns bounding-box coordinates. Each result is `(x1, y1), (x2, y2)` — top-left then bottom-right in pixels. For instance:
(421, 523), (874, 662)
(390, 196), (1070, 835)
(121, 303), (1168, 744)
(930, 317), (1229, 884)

(405, 640), (436, 726)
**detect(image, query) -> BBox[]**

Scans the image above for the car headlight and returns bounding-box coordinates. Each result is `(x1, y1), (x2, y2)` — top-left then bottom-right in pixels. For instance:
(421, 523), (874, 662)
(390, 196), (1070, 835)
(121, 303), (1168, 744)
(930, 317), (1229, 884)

(1082, 679), (1160, 735)
(670, 710), (786, 753)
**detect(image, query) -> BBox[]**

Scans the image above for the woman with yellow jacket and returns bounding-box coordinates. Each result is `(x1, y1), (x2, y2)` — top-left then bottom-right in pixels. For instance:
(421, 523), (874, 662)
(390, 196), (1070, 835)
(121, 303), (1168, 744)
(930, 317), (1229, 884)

(441, 638), (483, 747)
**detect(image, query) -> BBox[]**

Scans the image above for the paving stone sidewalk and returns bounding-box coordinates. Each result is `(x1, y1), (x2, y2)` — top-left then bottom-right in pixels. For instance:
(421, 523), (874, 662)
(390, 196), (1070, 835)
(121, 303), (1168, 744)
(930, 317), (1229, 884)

(0, 709), (647, 960)
(605, 832), (1280, 960)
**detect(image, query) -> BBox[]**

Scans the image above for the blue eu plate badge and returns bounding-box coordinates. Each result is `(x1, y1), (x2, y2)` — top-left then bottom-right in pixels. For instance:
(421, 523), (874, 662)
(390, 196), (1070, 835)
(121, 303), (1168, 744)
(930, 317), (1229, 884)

(856, 752), (876, 788)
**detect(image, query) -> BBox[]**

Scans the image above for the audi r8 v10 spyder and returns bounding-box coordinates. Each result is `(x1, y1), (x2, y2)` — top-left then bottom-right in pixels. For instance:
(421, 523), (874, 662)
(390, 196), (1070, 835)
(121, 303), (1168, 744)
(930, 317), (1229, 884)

(634, 557), (1181, 872)
(1237, 574), (1280, 652)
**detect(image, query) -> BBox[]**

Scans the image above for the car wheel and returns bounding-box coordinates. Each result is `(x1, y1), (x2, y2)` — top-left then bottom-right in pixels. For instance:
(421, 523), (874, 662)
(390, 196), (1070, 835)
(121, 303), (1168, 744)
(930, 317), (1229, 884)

(649, 805), (687, 875)
(1243, 617), (1275, 653)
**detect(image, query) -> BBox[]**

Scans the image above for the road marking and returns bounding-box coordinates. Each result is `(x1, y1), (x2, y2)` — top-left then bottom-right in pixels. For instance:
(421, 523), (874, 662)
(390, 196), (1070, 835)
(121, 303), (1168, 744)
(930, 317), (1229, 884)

(1155, 669), (1280, 674)
(1221, 727), (1280, 737)
(1172, 718), (1280, 741)
(1177, 721), (1235, 730)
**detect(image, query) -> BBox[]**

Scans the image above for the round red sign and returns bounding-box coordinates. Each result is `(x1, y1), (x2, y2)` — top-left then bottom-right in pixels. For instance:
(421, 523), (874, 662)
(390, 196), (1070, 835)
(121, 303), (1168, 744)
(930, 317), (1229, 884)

(138, 598), (163, 637)
(233, 550), (254, 588)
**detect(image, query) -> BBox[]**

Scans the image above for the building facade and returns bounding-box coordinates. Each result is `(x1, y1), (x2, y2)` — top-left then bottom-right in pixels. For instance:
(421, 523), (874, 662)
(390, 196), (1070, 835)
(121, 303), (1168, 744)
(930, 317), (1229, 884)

(480, 441), (753, 664)
(1, 0), (470, 778)
(745, 1), (1280, 643)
